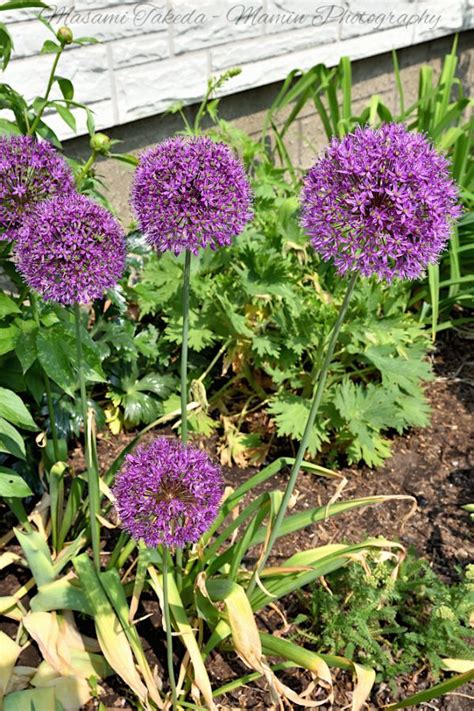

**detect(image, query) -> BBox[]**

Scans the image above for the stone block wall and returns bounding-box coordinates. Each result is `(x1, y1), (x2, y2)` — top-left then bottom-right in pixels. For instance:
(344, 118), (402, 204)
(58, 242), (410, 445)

(2, 1), (473, 138)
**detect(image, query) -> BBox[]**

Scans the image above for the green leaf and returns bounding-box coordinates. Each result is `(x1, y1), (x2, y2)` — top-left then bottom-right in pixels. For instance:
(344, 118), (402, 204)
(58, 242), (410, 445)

(364, 344), (432, 394)
(41, 39), (61, 54)
(73, 554), (150, 704)
(15, 321), (38, 373)
(253, 335), (280, 359)
(0, 466), (32, 497)
(15, 528), (55, 587)
(0, 22), (13, 70)
(122, 392), (160, 426)
(3, 688), (60, 711)
(85, 106), (95, 136)
(51, 101), (76, 131)
(0, 117), (21, 135)
(268, 394), (327, 455)
(55, 76), (74, 101)
(36, 328), (76, 396)
(333, 380), (393, 467)
(0, 324), (19, 357)
(0, 387), (37, 429)
(73, 36), (99, 45)
(0, 293), (20, 318)
(109, 152), (138, 166)
(30, 576), (92, 616)
(386, 669), (474, 709)
(135, 372), (174, 397)
(0, 0), (48, 9)
(0, 416), (25, 459)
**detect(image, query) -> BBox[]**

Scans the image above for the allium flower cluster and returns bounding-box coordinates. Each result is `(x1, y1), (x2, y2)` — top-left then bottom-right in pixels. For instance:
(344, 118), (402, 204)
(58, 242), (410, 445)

(15, 194), (126, 305)
(113, 437), (223, 548)
(0, 135), (75, 241)
(131, 136), (252, 254)
(300, 124), (461, 281)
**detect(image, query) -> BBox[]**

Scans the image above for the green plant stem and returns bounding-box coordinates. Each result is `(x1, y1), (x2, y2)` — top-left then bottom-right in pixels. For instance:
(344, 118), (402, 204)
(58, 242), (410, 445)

(247, 271), (358, 597)
(30, 295), (61, 462)
(31, 293), (62, 551)
(180, 250), (192, 444)
(162, 548), (177, 710)
(28, 47), (64, 136)
(76, 149), (98, 186)
(176, 250), (191, 587)
(74, 302), (101, 570)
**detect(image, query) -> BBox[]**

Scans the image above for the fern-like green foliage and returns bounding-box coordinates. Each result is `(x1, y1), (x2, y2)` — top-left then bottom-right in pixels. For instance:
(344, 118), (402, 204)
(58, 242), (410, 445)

(294, 553), (474, 690)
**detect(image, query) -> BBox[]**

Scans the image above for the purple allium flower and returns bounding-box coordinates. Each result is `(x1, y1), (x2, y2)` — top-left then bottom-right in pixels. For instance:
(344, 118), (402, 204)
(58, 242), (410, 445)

(15, 194), (126, 305)
(113, 437), (223, 548)
(131, 136), (252, 254)
(300, 124), (461, 281)
(0, 135), (75, 241)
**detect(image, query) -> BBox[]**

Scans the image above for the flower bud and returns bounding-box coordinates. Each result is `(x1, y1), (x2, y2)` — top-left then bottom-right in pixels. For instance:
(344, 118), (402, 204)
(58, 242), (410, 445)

(90, 133), (112, 154)
(57, 26), (73, 45)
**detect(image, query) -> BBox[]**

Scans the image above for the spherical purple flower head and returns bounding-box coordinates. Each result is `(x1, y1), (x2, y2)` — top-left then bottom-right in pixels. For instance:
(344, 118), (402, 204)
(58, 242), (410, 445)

(0, 135), (75, 241)
(131, 136), (252, 254)
(15, 194), (126, 305)
(113, 437), (223, 548)
(300, 124), (461, 281)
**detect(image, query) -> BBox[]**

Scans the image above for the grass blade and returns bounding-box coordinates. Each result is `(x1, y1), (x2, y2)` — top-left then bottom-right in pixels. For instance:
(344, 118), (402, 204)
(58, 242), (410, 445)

(386, 668), (474, 709)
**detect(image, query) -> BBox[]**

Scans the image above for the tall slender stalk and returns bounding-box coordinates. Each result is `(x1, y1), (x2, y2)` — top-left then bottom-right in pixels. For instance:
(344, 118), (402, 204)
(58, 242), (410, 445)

(31, 293), (63, 551)
(75, 149), (98, 187)
(31, 294), (61, 462)
(162, 547), (177, 710)
(180, 250), (192, 443)
(28, 47), (64, 136)
(247, 272), (358, 596)
(176, 250), (191, 585)
(74, 303), (101, 569)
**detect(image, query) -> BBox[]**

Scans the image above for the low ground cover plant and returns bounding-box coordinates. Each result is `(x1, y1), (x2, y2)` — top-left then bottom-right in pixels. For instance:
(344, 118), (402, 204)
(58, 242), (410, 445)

(0, 4), (472, 710)
(294, 552), (474, 689)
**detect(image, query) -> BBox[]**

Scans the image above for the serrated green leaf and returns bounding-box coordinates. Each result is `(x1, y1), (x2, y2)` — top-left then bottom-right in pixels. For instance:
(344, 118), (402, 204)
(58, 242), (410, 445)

(268, 394), (327, 456)
(253, 335), (280, 359)
(364, 344), (432, 394)
(334, 380), (394, 467)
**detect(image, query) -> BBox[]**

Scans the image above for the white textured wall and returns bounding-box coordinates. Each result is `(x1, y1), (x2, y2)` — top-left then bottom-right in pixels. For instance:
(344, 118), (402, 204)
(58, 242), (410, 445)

(2, 0), (473, 138)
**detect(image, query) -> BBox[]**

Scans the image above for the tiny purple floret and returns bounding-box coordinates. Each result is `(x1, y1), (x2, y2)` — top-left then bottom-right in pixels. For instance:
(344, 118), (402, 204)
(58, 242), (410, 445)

(300, 123), (461, 281)
(131, 136), (252, 254)
(15, 194), (126, 305)
(113, 436), (223, 548)
(0, 135), (75, 241)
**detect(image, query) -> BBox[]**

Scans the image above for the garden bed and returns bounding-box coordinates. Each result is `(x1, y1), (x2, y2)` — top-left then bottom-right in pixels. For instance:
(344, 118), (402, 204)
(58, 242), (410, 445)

(2, 331), (470, 710)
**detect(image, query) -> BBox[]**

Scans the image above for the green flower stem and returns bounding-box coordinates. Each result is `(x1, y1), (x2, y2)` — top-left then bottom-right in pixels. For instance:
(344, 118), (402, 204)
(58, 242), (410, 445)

(180, 250), (192, 444)
(162, 547), (178, 710)
(75, 149), (98, 187)
(247, 271), (358, 597)
(74, 302), (101, 570)
(30, 295), (61, 462)
(176, 250), (191, 587)
(31, 293), (62, 551)
(28, 46), (64, 136)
